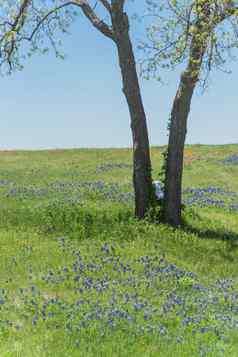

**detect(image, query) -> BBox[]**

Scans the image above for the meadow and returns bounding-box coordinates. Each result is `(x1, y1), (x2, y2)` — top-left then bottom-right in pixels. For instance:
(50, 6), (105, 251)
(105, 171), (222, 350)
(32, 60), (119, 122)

(1, 144), (238, 356)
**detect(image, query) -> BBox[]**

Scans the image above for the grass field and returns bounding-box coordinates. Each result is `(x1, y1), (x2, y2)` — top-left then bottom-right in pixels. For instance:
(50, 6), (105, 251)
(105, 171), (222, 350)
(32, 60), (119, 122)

(1, 144), (238, 356)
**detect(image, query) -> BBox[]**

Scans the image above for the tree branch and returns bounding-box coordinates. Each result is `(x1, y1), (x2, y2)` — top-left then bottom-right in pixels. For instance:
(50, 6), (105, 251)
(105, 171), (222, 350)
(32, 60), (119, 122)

(112, 0), (126, 7)
(11, 0), (30, 28)
(0, 0), (31, 70)
(99, 0), (111, 14)
(22, 0), (114, 43)
(74, 0), (114, 40)
(216, 1), (238, 23)
(24, 2), (76, 41)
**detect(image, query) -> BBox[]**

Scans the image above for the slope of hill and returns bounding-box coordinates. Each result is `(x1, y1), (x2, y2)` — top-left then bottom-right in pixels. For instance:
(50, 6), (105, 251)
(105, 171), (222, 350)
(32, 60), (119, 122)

(0, 145), (238, 356)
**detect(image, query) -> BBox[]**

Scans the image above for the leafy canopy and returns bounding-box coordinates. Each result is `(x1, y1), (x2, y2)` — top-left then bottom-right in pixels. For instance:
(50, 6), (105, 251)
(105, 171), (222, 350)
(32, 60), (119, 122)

(139, 0), (238, 86)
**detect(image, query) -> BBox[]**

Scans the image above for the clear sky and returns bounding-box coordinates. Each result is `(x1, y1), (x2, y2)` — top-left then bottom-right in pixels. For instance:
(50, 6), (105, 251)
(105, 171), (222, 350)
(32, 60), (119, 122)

(0, 2), (237, 150)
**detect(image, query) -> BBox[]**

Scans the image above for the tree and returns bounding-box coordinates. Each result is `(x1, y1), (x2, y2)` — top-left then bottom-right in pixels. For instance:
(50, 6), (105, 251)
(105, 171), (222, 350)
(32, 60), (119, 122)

(0, 0), (31, 72)
(7, 0), (156, 219)
(140, 0), (238, 226)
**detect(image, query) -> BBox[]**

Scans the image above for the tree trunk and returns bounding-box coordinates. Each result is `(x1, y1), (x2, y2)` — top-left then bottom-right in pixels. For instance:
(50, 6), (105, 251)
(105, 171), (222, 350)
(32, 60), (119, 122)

(111, 10), (154, 219)
(163, 71), (196, 226)
(163, 0), (211, 227)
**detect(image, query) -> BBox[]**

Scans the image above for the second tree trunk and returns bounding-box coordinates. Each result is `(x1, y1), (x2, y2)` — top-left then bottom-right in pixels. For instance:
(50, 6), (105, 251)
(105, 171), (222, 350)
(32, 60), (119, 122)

(164, 72), (196, 226)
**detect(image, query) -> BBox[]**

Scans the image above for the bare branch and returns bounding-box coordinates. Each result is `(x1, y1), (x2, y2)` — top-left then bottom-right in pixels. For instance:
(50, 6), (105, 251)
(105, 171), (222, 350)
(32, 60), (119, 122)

(74, 0), (115, 40)
(99, 0), (111, 13)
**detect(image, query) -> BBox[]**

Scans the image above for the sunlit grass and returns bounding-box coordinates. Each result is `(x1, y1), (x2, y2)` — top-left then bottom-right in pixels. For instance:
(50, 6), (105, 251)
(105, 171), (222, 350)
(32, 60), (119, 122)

(0, 145), (238, 356)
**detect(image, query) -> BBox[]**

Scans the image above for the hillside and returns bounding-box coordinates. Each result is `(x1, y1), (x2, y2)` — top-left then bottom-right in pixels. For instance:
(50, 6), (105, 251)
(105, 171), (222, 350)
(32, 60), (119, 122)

(0, 145), (238, 356)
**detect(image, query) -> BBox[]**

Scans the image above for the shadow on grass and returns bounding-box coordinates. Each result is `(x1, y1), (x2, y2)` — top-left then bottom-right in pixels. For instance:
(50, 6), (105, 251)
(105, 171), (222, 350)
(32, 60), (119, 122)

(181, 210), (238, 261)
(0, 202), (137, 241)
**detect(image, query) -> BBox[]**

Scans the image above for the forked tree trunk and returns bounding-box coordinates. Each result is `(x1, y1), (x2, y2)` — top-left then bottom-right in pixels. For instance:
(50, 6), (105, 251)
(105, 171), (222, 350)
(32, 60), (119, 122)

(111, 10), (154, 219)
(163, 72), (196, 226)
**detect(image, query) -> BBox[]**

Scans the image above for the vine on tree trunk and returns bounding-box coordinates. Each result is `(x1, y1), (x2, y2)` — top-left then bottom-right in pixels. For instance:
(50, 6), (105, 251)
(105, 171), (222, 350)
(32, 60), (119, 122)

(157, 113), (171, 221)
(157, 112), (186, 223)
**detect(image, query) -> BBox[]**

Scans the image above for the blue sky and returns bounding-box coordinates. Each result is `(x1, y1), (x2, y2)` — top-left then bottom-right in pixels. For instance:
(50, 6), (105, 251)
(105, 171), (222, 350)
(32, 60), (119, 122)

(0, 2), (237, 150)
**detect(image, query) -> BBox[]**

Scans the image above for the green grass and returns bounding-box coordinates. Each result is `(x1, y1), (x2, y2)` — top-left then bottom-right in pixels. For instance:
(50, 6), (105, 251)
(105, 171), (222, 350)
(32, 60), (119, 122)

(1, 145), (238, 356)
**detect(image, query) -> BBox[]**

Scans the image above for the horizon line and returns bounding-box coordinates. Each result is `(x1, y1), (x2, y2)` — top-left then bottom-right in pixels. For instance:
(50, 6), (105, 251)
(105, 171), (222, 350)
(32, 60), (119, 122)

(0, 143), (238, 152)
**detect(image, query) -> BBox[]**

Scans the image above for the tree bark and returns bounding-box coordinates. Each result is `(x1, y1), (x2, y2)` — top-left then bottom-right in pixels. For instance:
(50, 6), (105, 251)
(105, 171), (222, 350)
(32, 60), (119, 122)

(163, 72), (196, 226)
(163, 6), (210, 226)
(111, 9), (154, 219)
